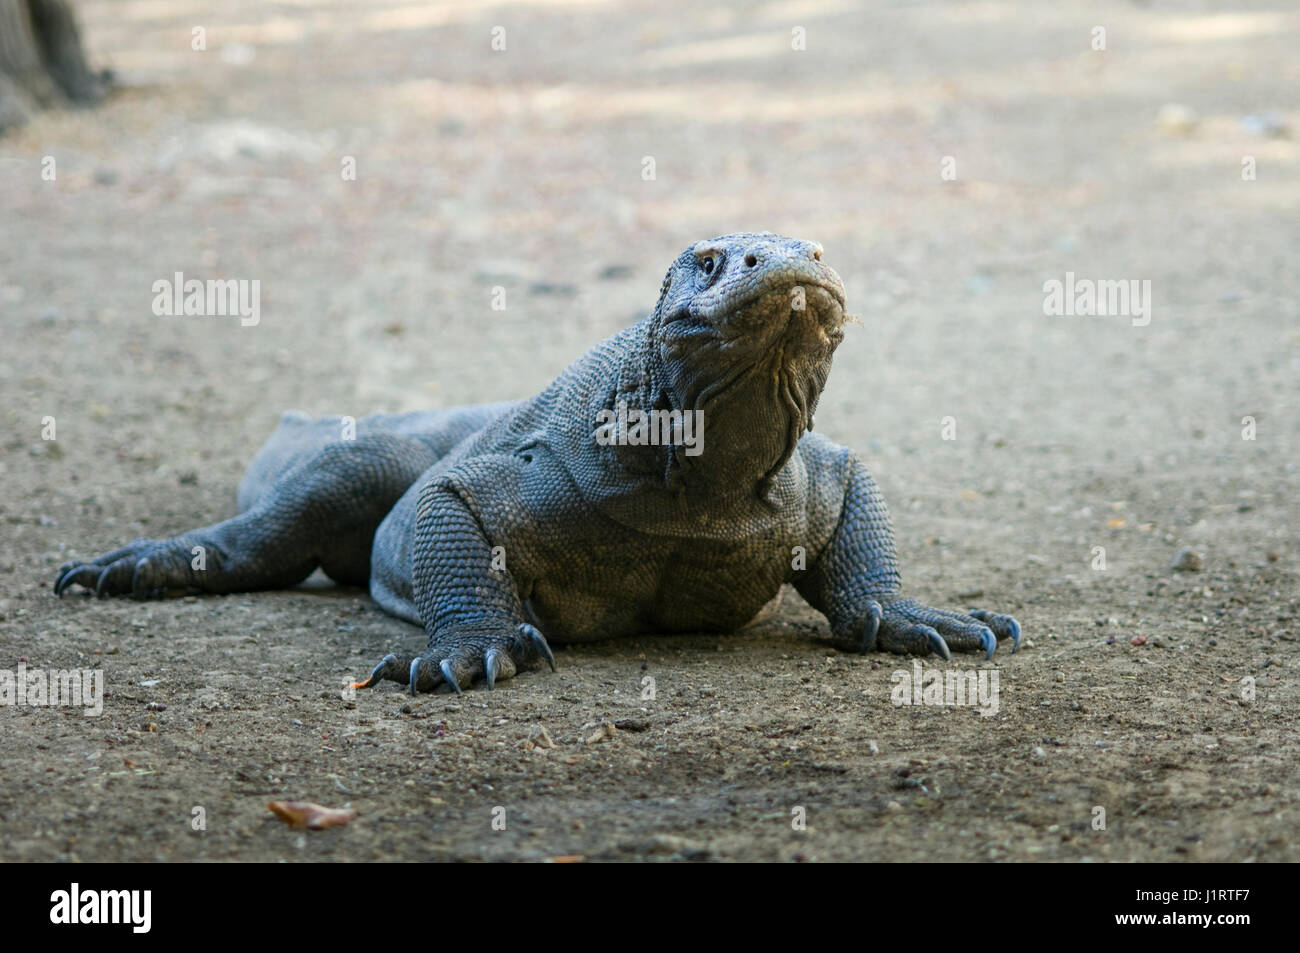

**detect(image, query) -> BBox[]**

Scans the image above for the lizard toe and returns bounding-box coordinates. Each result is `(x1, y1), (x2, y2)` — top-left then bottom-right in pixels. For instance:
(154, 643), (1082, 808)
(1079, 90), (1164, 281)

(130, 557), (166, 600)
(831, 600), (884, 653)
(55, 563), (100, 596)
(969, 609), (1021, 653)
(439, 658), (462, 695)
(352, 653), (414, 691)
(94, 557), (139, 597)
(484, 648), (516, 690)
(930, 617), (997, 658)
(931, 627), (956, 661)
(518, 623), (556, 672)
(877, 622), (949, 659)
(409, 655), (451, 694)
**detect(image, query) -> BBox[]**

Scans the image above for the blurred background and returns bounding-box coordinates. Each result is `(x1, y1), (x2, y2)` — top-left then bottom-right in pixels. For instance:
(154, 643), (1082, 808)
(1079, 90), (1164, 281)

(0, 0), (1297, 862)
(5, 0), (1296, 587)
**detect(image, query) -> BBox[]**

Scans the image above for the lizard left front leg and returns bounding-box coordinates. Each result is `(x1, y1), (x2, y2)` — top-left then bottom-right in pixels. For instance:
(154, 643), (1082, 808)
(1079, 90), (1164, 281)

(353, 473), (555, 694)
(796, 454), (1020, 661)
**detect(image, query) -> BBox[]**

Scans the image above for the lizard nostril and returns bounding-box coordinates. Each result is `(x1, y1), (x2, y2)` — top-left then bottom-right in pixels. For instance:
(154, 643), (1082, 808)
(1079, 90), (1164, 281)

(744, 254), (758, 268)
(812, 248), (822, 261)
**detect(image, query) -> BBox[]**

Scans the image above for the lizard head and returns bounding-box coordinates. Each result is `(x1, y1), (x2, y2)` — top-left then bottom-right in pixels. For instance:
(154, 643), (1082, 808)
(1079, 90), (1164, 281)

(645, 231), (848, 495)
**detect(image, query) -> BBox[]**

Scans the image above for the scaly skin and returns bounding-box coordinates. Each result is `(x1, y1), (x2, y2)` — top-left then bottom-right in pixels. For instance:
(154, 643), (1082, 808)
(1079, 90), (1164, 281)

(56, 232), (1021, 693)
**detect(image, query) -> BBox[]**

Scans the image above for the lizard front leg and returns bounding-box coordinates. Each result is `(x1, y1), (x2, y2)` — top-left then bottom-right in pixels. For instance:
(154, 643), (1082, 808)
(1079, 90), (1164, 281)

(796, 451), (1021, 660)
(353, 473), (555, 694)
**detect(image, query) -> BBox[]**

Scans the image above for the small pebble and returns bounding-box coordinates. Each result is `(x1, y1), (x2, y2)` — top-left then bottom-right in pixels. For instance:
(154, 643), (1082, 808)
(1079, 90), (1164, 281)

(1170, 547), (1204, 572)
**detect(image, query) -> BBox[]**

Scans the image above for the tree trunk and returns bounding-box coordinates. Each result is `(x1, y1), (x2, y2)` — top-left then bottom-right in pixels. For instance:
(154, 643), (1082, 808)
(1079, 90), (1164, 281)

(0, 0), (106, 132)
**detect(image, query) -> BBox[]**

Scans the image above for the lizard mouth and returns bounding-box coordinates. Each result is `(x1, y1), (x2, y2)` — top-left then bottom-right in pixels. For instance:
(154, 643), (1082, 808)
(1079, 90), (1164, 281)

(678, 280), (843, 414)
(705, 276), (846, 323)
(725, 280), (847, 346)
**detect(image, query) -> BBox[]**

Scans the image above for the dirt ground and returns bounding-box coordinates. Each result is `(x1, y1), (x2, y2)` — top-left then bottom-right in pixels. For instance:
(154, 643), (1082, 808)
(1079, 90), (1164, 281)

(1, 0), (1297, 862)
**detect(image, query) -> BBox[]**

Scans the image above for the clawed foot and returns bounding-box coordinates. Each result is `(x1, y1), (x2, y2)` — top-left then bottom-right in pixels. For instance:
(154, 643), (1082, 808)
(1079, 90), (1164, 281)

(352, 622), (557, 695)
(55, 537), (191, 599)
(839, 599), (1021, 661)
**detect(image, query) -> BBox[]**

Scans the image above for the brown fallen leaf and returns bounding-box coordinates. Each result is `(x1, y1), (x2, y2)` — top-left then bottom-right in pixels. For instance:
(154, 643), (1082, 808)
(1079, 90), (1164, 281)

(267, 800), (358, 830)
(584, 721), (617, 745)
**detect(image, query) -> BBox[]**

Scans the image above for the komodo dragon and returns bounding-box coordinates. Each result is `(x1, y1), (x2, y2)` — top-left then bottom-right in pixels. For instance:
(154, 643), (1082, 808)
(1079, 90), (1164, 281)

(56, 232), (1021, 693)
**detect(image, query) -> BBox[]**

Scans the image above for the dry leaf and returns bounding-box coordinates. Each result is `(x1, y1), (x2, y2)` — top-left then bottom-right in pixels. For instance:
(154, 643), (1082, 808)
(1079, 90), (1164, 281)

(267, 800), (358, 830)
(584, 721), (617, 745)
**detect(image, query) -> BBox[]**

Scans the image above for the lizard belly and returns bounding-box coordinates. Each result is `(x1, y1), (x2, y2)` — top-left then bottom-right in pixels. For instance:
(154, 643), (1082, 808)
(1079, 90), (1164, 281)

(523, 537), (789, 643)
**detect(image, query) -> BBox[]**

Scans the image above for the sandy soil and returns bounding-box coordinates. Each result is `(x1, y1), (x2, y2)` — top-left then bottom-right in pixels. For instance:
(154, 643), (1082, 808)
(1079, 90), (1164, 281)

(1, 0), (1297, 862)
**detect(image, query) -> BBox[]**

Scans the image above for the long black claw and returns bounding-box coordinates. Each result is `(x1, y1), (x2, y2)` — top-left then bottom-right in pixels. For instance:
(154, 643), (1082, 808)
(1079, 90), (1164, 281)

(979, 628), (996, 661)
(860, 602), (882, 652)
(55, 565), (91, 596)
(484, 650), (502, 691)
(352, 653), (397, 691)
(439, 659), (462, 695)
(408, 658), (421, 696)
(521, 623), (556, 672)
(927, 629), (952, 662)
(1006, 617), (1022, 653)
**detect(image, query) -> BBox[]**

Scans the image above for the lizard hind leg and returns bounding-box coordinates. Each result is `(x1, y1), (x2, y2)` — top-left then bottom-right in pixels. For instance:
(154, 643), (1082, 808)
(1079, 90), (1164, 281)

(55, 433), (438, 599)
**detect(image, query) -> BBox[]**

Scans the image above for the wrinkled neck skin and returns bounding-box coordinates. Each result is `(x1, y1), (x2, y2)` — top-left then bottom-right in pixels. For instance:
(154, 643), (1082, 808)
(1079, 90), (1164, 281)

(587, 291), (842, 513)
(642, 316), (835, 501)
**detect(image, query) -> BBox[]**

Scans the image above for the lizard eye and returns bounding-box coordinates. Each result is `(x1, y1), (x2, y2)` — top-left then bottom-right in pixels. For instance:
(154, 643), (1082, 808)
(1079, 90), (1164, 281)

(701, 257), (715, 275)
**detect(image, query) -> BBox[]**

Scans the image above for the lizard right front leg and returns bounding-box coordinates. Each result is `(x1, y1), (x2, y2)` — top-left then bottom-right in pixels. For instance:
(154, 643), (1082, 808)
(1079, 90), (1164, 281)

(353, 474), (556, 695)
